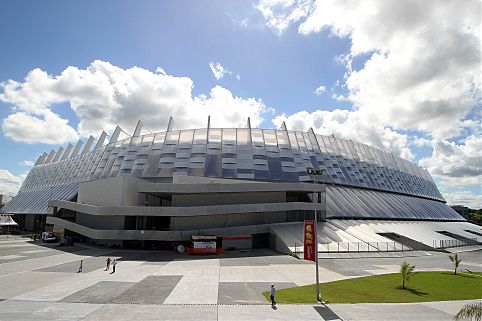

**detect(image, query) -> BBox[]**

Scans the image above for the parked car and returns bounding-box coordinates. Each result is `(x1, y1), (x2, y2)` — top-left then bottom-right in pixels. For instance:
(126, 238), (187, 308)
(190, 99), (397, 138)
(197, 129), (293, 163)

(41, 232), (56, 243)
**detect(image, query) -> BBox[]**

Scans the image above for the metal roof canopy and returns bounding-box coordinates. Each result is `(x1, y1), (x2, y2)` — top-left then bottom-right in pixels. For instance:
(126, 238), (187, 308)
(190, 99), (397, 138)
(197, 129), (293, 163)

(0, 215), (18, 226)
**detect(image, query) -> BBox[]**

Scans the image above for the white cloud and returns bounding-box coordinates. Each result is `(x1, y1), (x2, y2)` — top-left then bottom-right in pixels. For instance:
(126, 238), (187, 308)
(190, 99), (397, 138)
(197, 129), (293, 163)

(209, 62), (235, 80)
(314, 85), (326, 95)
(258, 0), (481, 139)
(155, 67), (167, 75)
(2, 110), (78, 144)
(443, 190), (482, 209)
(259, 0), (481, 199)
(273, 109), (414, 159)
(257, 0), (313, 34)
(0, 170), (27, 196)
(18, 160), (34, 167)
(1, 60), (265, 143)
(411, 136), (432, 148)
(240, 18), (248, 29)
(419, 135), (482, 187)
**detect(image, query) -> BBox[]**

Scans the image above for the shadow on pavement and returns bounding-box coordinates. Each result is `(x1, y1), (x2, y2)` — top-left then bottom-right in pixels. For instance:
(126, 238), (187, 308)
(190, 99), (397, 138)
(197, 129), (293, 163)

(314, 305), (344, 320)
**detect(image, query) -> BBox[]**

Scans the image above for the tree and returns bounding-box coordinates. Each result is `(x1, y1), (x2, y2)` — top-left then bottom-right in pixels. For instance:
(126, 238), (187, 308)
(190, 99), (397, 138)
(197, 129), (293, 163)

(449, 253), (462, 275)
(454, 301), (482, 321)
(400, 261), (415, 289)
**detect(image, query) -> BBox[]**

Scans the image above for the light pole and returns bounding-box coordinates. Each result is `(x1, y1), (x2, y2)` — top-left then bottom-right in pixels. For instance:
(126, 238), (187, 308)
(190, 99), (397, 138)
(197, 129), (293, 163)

(307, 168), (324, 302)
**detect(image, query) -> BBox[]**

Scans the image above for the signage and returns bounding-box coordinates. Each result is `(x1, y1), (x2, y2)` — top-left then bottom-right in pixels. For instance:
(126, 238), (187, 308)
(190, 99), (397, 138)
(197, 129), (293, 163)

(304, 220), (316, 261)
(192, 241), (217, 254)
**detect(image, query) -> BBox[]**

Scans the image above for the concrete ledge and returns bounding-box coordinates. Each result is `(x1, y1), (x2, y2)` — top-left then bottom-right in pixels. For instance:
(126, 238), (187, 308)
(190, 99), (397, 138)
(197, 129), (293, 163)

(46, 216), (272, 241)
(49, 200), (320, 217)
(138, 181), (325, 194)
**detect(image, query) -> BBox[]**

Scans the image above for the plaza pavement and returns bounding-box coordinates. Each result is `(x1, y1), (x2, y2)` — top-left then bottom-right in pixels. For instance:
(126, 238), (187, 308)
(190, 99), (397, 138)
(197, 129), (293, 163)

(0, 235), (480, 321)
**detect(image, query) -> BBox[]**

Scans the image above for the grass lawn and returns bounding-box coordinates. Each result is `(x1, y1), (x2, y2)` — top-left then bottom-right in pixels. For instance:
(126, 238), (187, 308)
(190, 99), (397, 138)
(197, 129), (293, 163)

(264, 271), (482, 304)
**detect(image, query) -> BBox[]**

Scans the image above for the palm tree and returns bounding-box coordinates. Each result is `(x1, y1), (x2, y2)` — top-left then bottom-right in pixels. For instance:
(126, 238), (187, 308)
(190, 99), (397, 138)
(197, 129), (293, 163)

(400, 261), (416, 289)
(454, 301), (482, 321)
(449, 253), (462, 275)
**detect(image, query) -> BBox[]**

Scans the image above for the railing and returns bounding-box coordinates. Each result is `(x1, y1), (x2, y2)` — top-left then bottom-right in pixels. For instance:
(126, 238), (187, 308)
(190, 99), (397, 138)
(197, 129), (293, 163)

(293, 240), (412, 254)
(433, 238), (480, 249)
(292, 237), (481, 256)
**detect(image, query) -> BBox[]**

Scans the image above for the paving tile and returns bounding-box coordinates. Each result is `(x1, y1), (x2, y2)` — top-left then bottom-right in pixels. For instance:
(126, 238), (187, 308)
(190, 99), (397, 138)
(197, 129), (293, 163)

(218, 282), (296, 304)
(110, 275), (182, 304)
(61, 281), (135, 304)
(80, 303), (217, 321)
(0, 300), (102, 321)
(330, 303), (455, 321)
(35, 256), (108, 273)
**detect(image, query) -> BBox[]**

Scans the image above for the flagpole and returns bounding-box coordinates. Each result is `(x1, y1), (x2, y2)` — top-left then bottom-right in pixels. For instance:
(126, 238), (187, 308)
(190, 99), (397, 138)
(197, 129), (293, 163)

(308, 169), (323, 302)
(314, 191), (320, 302)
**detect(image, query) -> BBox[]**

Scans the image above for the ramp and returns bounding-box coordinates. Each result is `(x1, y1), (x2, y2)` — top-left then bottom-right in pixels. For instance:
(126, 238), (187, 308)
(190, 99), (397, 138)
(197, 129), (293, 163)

(270, 220), (482, 256)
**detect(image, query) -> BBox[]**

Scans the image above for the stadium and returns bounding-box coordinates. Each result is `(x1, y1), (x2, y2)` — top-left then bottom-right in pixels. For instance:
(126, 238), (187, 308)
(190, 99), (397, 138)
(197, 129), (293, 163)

(1, 117), (480, 253)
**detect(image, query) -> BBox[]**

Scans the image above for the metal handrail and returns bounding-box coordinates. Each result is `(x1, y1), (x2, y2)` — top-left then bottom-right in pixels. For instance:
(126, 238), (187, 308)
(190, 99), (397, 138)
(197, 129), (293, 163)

(292, 240), (413, 254)
(292, 237), (481, 255)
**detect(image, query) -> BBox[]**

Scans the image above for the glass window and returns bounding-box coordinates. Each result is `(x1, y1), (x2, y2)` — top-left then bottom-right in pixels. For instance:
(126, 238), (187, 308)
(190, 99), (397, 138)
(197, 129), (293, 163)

(165, 131), (180, 145)
(263, 130), (277, 146)
(222, 128), (236, 144)
(179, 130), (194, 147)
(237, 129), (250, 148)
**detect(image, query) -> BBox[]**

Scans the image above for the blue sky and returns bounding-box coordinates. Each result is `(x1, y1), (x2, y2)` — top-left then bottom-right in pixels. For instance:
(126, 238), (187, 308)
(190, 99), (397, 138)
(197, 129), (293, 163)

(0, 0), (480, 207)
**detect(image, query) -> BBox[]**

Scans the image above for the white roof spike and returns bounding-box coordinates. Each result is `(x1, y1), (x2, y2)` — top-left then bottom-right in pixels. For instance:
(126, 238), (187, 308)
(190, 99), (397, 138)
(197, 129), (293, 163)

(280, 121), (287, 131)
(94, 131), (107, 149)
(82, 136), (95, 154)
(35, 152), (48, 165)
(71, 140), (84, 158)
(167, 117), (176, 132)
(109, 126), (121, 144)
(61, 143), (73, 161)
(44, 150), (56, 163)
(132, 120), (143, 137)
(52, 147), (64, 162)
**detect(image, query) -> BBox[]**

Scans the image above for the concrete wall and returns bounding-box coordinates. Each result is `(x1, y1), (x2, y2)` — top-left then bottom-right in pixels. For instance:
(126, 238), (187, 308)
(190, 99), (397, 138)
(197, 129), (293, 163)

(76, 212), (125, 230)
(173, 176), (262, 185)
(25, 214), (35, 231)
(78, 176), (141, 206)
(172, 192), (285, 207)
(223, 238), (252, 250)
(171, 212), (268, 230)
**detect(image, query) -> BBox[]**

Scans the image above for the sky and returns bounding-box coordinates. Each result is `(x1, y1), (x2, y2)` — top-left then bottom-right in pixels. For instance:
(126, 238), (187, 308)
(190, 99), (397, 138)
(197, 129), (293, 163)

(0, 0), (480, 208)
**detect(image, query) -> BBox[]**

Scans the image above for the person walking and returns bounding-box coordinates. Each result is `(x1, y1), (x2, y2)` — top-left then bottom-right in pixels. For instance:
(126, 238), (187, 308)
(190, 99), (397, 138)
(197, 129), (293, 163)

(105, 257), (111, 271)
(78, 260), (83, 273)
(111, 259), (117, 274)
(270, 284), (276, 306)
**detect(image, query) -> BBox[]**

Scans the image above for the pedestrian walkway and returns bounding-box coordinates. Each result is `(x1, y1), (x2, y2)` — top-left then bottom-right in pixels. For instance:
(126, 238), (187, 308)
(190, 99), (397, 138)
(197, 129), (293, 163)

(0, 237), (480, 320)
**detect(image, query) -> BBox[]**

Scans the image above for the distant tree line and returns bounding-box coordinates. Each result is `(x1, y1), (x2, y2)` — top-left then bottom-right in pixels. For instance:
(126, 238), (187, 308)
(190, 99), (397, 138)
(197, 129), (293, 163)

(467, 208), (482, 226)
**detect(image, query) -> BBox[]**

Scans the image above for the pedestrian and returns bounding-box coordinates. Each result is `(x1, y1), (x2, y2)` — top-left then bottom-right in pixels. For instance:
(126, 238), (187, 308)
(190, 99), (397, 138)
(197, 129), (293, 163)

(270, 284), (276, 306)
(33, 234), (37, 243)
(111, 259), (117, 274)
(78, 260), (83, 273)
(105, 257), (111, 271)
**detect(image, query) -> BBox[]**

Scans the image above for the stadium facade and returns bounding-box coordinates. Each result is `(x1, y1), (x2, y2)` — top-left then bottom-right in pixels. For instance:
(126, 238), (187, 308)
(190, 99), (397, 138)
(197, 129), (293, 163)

(2, 118), (480, 252)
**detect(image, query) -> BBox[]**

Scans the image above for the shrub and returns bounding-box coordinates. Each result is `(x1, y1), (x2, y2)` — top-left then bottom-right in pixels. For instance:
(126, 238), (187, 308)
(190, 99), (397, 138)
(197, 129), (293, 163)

(454, 301), (482, 321)
(449, 253), (462, 275)
(400, 261), (416, 289)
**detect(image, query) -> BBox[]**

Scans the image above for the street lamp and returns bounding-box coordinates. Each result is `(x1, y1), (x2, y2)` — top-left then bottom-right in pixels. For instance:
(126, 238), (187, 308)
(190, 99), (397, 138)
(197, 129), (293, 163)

(307, 168), (324, 302)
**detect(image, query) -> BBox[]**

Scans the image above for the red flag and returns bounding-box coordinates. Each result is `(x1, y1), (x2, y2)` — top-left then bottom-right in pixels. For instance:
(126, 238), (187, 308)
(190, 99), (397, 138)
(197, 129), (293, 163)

(304, 220), (316, 261)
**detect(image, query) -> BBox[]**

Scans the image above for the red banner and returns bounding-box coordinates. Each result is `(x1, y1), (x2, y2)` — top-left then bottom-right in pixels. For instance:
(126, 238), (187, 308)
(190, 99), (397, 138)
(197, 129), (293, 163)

(304, 220), (316, 261)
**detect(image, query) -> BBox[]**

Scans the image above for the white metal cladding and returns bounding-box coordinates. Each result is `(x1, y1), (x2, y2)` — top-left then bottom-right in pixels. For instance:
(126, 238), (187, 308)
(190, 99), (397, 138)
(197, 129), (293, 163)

(0, 183), (78, 214)
(17, 128), (443, 201)
(326, 186), (463, 220)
